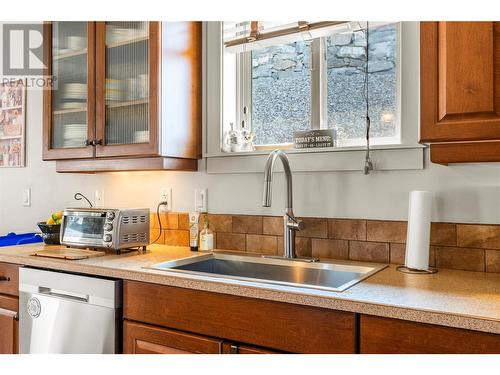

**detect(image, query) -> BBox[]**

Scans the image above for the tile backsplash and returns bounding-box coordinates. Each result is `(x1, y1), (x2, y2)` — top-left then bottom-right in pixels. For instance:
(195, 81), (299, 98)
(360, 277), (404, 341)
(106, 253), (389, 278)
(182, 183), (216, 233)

(150, 213), (500, 273)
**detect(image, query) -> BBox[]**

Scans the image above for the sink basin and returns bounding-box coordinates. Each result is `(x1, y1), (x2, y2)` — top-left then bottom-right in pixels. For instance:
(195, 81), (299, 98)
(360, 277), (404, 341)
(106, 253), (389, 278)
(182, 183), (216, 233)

(148, 252), (387, 292)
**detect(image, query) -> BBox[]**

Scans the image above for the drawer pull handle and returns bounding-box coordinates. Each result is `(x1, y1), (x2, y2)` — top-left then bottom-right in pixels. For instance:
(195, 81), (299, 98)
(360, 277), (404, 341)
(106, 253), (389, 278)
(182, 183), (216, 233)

(0, 276), (11, 282)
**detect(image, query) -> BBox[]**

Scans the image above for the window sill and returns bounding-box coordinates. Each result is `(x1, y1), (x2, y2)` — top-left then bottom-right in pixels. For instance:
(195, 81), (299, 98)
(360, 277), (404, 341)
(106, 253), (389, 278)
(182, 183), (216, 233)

(205, 144), (426, 174)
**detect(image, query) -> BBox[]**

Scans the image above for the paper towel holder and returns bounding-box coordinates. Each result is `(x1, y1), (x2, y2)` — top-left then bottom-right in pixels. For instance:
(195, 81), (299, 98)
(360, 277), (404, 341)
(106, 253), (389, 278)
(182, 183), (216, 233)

(396, 265), (438, 274)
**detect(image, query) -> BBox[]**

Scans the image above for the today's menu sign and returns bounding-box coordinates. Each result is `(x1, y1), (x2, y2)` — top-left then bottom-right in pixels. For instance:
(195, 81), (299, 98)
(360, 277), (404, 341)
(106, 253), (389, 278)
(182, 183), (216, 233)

(293, 129), (335, 149)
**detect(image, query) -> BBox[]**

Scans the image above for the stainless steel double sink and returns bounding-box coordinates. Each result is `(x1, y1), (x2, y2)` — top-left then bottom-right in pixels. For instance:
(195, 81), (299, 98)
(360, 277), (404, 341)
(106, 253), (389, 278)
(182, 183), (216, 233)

(149, 252), (387, 292)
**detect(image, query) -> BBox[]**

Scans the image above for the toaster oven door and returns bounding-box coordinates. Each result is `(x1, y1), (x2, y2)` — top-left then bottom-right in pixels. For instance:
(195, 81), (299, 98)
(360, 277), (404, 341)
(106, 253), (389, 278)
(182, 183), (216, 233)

(61, 211), (107, 247)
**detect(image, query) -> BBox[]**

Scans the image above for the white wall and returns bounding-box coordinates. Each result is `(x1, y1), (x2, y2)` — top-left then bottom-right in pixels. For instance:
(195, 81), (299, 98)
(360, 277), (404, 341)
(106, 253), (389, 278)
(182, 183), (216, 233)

(1, 22), (500, 234)
(1, 83), (500, 234)
(0, 88), (103, 233)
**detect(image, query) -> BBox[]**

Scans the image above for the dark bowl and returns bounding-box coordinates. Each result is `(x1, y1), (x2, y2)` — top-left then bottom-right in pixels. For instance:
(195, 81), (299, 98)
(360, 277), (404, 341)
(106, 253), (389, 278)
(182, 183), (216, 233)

(37, 222), (61, 245)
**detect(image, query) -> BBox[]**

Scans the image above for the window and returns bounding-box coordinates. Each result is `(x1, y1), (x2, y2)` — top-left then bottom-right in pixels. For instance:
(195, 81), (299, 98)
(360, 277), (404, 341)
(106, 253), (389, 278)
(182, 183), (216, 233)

(222, 22), (400, 151)
(251, 41), (312, 145)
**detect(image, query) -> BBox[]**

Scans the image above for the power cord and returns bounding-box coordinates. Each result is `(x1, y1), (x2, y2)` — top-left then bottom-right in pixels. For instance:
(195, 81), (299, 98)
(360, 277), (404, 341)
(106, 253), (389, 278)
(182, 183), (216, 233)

(151, 201), (169, 244)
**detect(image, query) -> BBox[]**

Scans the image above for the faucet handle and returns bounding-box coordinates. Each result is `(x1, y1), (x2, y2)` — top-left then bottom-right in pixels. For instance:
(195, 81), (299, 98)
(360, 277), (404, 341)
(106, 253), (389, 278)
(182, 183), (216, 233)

(286, 214), (304, 231)
(294, 219), (305, 231)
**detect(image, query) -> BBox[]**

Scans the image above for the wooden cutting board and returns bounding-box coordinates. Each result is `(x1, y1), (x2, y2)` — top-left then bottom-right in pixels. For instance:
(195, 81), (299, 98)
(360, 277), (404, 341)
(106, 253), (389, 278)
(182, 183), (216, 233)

(31, 248), (106, 260)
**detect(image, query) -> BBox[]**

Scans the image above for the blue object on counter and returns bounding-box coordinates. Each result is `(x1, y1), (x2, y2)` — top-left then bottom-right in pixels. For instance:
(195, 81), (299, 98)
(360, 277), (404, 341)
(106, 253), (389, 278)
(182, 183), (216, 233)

(0, 232), (43, 247)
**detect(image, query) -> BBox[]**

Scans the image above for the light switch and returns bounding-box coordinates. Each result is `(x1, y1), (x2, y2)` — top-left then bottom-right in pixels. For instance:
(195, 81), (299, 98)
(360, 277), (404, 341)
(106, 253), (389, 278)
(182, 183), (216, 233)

(95, 189), (105, 207)
(22, 188), (31, 207)
(194, 189), (207, 212)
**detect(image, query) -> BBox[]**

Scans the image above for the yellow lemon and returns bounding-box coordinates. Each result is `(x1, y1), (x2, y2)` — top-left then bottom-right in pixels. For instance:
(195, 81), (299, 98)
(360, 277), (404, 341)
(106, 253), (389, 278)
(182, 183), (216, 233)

(52, 211), (63, 221)
(47, 217), (55, 225)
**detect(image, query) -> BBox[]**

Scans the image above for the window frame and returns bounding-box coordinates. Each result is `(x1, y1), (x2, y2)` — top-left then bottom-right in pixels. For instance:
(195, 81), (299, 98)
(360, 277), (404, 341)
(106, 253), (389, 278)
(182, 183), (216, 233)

(203, 21), (425, 174)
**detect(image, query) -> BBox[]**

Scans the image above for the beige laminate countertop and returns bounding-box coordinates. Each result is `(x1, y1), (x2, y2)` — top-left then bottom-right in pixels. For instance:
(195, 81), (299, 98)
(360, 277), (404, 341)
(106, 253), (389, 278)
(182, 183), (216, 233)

(1, 243), (499, 334)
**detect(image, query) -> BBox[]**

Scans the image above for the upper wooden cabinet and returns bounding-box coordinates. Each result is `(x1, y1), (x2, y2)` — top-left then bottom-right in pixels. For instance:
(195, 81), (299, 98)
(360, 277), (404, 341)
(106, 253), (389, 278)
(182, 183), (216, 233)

(43, 21), (201, 172)
(420, 22), (500, 164)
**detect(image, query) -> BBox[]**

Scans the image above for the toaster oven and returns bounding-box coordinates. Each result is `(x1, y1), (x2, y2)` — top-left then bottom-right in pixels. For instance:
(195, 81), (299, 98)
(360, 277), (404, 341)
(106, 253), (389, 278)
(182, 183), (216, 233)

(60, 208), (150, 251)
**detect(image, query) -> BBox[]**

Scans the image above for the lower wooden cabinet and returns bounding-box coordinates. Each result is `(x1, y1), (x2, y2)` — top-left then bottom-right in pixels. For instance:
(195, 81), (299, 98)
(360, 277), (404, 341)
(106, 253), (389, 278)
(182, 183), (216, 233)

(0, 295), (18, 354)
(0, 263), (19, 354)
(360, 315), (500, 354)
(124, 281), (357, 354)
(124, 320), (222, 354)
(123, 320), (280, 354)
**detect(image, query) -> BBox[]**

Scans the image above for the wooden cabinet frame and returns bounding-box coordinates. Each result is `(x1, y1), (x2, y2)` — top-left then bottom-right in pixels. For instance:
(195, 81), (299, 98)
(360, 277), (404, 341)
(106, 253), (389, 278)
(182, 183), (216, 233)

(420, 22), (500, 164)
(42, 21), (201, 171)
(43, 22), (161, 160)
(420, 22), (500, 143)
(43, 22), (96, 160)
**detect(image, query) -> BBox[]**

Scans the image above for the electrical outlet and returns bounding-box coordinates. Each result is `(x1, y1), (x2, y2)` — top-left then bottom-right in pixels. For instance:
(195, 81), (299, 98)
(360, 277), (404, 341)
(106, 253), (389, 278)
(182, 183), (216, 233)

(95, 189), (105, 207)
(194, 188), (207, 212)
(160, 187), (172, 211)
(22, 188), (31, 207)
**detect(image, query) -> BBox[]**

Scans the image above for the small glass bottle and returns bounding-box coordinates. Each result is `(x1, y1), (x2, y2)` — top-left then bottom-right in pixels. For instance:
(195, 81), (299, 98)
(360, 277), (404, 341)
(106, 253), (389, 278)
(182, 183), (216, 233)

(199, 216), (214, 252)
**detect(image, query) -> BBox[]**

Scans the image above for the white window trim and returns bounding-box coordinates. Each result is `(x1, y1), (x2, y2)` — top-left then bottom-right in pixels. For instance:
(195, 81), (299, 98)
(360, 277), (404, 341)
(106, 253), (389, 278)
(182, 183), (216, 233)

(204, 21), (425, 174)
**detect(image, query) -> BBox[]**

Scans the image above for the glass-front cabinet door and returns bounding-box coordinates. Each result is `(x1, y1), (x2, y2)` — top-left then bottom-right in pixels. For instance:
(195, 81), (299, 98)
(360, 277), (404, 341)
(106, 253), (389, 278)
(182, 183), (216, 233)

(95, 22), (159, 157)
(43, 22), (95, 159)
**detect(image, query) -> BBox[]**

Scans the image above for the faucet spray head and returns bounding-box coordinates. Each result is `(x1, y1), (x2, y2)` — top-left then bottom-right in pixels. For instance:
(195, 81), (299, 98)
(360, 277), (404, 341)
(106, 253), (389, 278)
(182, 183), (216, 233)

(262, 181), (272, 207)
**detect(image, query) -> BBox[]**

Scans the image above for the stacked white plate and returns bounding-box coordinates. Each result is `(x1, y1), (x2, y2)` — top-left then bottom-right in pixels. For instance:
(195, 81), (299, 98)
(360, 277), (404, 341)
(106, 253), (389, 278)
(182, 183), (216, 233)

(63, 83), (87, 100)
(133, 130), (149, 143)
(62, 123), (86, 148)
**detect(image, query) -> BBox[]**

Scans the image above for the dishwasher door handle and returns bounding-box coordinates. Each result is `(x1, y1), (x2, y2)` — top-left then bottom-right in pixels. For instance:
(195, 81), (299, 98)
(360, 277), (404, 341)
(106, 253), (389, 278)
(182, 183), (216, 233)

(39, 287), (90, 303)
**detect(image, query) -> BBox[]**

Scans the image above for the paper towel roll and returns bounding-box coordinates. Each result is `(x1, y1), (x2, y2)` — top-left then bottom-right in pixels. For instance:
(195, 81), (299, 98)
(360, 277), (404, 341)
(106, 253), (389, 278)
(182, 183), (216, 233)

(405, 190), (433, 270)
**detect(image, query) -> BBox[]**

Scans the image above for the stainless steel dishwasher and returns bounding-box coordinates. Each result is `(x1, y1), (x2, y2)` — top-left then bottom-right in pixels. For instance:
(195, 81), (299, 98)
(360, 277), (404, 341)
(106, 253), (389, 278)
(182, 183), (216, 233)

(19, 267), (122, 354)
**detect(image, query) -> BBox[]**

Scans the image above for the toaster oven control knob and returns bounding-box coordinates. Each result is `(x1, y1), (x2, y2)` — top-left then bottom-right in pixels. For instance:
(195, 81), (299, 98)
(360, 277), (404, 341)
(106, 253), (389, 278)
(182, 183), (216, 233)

(106, 212), (115, 220)
(104, 223), (113, 231)
(103, 234), (112, 242)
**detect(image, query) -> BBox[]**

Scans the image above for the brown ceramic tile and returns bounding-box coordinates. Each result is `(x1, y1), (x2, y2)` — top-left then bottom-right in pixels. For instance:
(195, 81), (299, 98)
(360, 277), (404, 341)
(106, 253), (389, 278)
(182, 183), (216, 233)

(435, 246), (485, 272)
(390, 243), (436, 267)
(389, 243), (406, 265)
(150, 228), (164, 244)
(328, 219), (366, 240)
(161, 213), (179, 230)
(178, 213), (189, 230)
(276, 237), (312, 257)
(430, 223), (456, 246)
(216, 233), (246, 252)
(150, 213), (179, 230)
(486, 250), (500, 273)
(246, 234), (278, 255)
(232, 215), (263, 234)
(163, 230), (189, 246)
(295, 237), (312, 258)
(367, 220), (407, 243)
(263, 216), (283, 236)
(150, 213), (160, 229)
(457, 224), (500, 249)
(296, 217), (328, 238)
(311, 238), (349, 260)
(349, 241), (390, 263)
(207, 214), (232, 233)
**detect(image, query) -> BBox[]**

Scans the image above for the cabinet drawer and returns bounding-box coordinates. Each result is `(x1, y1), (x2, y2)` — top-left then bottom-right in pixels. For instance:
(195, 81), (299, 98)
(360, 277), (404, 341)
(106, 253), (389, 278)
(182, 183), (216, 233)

(0, 294), (19, 354)
(124, 281), (356, 353)
(0, 263), (19, 297)
(124, 320), (222, 354)
(360, 315), (500, 354)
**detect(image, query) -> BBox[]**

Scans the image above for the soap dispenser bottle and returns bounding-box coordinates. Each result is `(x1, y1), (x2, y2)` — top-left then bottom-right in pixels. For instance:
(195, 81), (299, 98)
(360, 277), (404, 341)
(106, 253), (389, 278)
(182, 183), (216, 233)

(199, 216), (214, 252)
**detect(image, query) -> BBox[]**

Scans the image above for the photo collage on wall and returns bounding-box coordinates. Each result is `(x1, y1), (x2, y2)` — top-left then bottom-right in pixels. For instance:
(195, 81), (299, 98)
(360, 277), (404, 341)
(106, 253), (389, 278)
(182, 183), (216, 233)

(0, 79), (26, 167)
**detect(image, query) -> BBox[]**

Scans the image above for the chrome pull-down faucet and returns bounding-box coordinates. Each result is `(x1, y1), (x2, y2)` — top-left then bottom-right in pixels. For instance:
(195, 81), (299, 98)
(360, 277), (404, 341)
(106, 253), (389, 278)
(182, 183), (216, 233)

(262, 149), (305, 259)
